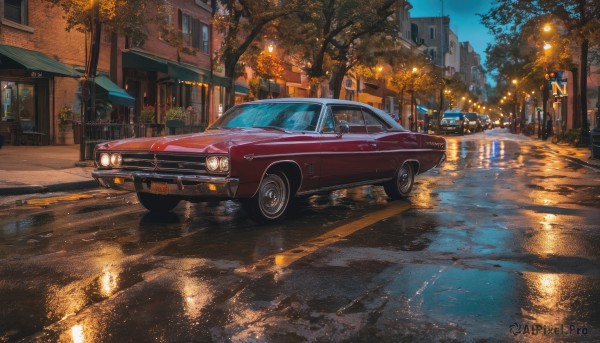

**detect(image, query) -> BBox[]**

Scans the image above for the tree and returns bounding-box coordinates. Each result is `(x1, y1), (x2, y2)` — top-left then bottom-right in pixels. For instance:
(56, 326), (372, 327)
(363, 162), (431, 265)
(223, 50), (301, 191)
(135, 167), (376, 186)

(45, 0), (170, 48)
(253, 49), (284, 98)
(276, 0), (402, 98)
(213, 0), (300, 108)
(480, 0), (600, 143)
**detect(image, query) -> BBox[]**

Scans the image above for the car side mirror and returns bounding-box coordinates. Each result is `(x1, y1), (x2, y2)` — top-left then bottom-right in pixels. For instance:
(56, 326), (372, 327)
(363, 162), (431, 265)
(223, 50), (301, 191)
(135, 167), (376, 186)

(337, 123), (350, 137)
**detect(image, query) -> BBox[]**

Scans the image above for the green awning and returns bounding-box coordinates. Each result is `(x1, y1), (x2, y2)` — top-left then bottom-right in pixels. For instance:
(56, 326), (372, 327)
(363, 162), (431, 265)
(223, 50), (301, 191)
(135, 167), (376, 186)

(234, 83), (249, 95)
(94, 75), (135, 107)
(122, 50), (168, 73)
(123, 49), (212, 84)
(168, 62), (209, 83)
(0, 44), (80, 77)
(259, 79), (280, 93)
(211, 74), (231, 87)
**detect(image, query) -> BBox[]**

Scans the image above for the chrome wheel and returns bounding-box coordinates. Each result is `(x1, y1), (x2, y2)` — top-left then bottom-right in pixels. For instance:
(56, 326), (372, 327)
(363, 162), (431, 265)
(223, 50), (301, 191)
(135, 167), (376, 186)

(258, 173), (288, 218)
(397, 164), (412, 195)
(383, 163), (415, 200)
(243, 172), (290, 223)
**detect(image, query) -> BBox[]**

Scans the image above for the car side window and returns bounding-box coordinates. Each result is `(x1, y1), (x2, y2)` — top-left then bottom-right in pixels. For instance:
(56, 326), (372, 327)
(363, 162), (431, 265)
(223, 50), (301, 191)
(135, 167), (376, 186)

(361, 108), (388, 133)
(321, 108), (336, 133)
(330, 106), (366, 133)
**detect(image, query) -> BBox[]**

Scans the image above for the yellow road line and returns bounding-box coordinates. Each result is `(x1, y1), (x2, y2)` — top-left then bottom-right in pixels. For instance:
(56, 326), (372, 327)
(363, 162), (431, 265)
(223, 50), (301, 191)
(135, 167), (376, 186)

(25, 193), (94, 206)
(248, 202), (411, 272)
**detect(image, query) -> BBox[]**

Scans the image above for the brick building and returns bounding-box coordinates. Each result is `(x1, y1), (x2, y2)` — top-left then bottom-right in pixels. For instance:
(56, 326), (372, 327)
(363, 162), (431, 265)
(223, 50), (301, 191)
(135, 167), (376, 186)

(0, 0), (223, 148)
(0, 0), (100, 145)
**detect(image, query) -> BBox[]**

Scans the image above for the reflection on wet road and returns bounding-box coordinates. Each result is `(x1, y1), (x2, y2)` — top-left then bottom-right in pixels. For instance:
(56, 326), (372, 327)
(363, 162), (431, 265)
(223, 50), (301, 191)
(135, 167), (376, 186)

(0, 130), (599, 341)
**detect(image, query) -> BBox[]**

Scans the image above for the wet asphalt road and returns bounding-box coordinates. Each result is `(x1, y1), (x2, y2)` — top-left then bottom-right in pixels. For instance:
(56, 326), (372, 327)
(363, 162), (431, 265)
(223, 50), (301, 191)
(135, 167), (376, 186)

(1, 129), (599, 342)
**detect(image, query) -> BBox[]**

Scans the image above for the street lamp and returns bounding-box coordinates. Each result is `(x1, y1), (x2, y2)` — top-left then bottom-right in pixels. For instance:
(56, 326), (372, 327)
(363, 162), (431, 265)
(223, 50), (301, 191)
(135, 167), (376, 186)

(512, 79), (518, 134)
(410, 67), (419, 131)
(541, 25), (552, 140)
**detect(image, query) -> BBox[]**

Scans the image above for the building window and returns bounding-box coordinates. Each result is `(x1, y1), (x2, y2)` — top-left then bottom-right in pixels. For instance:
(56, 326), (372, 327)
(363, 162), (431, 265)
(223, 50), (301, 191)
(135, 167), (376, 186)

(179, 12), (209, 53)
(182, 13), (192, 47)
(429, 48), (437, 62)
(4, 0), (27, 25)
(202, 24), (209, 54)
(158, 14), (173, 41)
(429, 26), (436, 40)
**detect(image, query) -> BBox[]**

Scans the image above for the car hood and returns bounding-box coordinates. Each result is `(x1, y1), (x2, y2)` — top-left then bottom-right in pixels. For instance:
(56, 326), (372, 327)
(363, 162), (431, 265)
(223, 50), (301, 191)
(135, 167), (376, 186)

(95, 128), (300, 154)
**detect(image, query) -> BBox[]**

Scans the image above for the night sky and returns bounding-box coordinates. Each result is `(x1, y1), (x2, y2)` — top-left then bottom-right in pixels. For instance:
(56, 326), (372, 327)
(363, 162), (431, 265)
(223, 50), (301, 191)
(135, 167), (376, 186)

(410, 0), (494, 70)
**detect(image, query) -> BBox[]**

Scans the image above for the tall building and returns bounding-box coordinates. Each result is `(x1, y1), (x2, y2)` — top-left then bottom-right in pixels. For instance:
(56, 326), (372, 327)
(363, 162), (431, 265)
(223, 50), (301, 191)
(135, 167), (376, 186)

(459, 41), (486, 101)
(410, 16), (450, 68)
(445, 29), (460, 78)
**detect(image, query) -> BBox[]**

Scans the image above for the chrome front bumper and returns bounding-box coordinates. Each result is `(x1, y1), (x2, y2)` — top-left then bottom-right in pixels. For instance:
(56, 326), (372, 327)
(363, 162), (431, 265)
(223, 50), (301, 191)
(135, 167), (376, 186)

(92, 170), (240, 198)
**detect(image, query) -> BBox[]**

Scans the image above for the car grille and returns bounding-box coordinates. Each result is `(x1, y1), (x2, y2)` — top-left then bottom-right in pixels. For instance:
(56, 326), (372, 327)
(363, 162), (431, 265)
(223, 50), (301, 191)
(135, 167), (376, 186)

(120, 152), (207, 174)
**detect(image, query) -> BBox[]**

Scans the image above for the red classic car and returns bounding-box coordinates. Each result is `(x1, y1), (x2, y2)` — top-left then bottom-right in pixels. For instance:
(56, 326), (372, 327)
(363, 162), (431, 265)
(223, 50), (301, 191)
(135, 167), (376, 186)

(92, 99), (446, 223)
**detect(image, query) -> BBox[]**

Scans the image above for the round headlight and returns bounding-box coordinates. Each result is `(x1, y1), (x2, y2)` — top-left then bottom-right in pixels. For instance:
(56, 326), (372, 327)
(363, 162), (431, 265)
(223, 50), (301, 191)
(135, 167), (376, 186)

(100, 153), (111, 167)
(206, 156), (219, 172)
(110, 153), (122, 167)
(219, 157), (229, 172)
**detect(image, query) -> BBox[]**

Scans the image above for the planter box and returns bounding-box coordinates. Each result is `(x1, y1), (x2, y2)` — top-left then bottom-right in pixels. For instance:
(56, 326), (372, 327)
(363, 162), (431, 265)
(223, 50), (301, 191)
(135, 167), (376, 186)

(58, 129), (74, 145)
(166, 119), (184, 135)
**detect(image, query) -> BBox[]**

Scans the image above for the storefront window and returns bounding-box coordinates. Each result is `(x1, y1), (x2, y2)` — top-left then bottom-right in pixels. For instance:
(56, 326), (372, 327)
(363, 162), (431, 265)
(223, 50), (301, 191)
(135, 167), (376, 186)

(1, 81), (35, 121)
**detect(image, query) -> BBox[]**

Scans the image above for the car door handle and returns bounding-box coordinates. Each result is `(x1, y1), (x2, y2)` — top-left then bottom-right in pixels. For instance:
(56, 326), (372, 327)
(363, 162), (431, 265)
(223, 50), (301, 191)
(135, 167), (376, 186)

(370, 143), (377, 147)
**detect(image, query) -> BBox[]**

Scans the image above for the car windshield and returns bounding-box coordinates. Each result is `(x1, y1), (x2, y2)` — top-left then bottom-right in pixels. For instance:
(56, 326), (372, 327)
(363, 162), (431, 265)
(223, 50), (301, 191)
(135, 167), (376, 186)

(210, 102), (322, 132)
(466, 113), (478, 120)
(443, 113), (461, 119)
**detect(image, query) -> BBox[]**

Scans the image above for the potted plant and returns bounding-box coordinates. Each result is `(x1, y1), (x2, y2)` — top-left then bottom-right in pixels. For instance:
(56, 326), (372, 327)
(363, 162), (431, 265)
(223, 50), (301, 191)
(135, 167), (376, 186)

(58, 105), (74, 144)
(165, 107), (186, 134)
(140, 105), (156, 137)
(140, 105), (155, 123)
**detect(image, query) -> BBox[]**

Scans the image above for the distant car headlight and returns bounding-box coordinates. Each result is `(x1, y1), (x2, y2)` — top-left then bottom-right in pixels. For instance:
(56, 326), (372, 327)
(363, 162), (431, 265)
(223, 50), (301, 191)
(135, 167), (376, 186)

(100, 153), (111, 167)
(110, 153), (122, 167)
(206, 156), (229, 173)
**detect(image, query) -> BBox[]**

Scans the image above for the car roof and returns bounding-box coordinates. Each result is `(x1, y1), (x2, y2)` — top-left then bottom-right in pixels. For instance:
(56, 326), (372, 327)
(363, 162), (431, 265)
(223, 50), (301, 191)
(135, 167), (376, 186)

(239, 98), (406, 131)
(247, 97), (375, 108)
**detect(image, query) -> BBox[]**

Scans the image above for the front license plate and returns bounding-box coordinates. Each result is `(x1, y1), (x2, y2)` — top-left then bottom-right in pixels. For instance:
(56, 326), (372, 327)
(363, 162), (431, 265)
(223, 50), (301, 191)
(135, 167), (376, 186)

(150, 181), (169, 194)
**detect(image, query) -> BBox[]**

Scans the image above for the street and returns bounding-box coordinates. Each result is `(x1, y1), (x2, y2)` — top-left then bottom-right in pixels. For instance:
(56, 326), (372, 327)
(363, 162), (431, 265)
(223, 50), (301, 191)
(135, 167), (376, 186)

(1, 129), (599, 342)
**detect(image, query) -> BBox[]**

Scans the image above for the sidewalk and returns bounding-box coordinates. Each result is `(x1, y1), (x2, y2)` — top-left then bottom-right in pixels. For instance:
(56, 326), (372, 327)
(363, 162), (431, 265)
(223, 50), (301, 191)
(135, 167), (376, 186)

(524, 135), (600, 170)
(0, 144), (97, 196)
(0, 133), (598, 197)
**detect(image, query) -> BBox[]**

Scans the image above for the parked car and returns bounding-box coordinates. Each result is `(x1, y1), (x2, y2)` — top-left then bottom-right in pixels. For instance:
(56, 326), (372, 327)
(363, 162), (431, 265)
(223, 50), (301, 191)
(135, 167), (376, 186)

(478, 114), (492, 130)
(439, 111), (466, 135)
(92, 99), (447, 223)
(464, 112), (481, 132)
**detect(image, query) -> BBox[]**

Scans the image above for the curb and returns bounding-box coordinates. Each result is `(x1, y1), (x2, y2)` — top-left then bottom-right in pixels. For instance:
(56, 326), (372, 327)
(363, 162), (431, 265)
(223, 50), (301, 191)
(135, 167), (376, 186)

(537, 145), (600, 171)
(0, 180), (99, 196)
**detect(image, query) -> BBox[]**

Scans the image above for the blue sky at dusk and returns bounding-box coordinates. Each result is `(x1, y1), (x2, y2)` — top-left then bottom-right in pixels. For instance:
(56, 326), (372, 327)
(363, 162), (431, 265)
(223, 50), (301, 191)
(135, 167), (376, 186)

(410, 0), (494, 70)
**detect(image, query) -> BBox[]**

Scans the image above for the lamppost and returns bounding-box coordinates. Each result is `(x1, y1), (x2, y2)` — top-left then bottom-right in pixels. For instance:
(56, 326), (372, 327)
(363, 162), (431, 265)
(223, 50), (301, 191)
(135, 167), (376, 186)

(512, 79), (518, 134)
(539, 24), (554, 140)
(410, 67), (418, 131)
(541, 40), (552, 140)
(267, 44), (274, 99)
